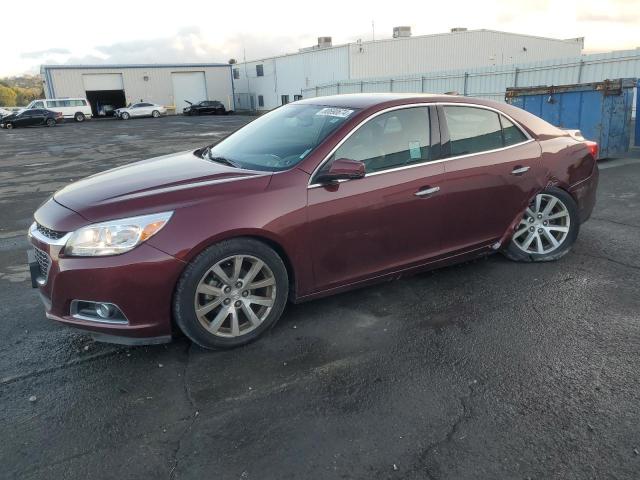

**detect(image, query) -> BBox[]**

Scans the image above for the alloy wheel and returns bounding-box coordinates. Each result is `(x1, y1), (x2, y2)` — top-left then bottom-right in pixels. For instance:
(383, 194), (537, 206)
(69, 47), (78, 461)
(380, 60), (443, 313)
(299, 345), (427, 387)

(512, 193), (571, 255)
(194, 255), (276, 338)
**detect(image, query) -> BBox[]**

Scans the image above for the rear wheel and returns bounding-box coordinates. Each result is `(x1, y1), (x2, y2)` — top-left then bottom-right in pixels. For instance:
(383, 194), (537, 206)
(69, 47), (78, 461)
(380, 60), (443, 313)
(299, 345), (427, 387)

(46, 118), (56, 127)
(503, 187), (579, 262)
(74, 112), (85, 122)
(6, 122), (14, 129)
(173, 238), (289, 349)
(152, 110), (160, 118)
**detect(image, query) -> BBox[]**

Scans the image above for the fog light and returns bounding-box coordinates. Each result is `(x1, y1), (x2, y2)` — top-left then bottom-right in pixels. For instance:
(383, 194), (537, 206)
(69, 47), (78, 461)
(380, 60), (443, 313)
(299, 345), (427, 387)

(96, 303), (116, 319)
(70, 300), (128, 324)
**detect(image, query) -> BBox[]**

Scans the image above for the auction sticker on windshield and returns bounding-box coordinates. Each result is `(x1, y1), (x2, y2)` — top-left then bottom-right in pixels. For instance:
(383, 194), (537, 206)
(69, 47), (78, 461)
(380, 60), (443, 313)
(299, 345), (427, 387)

(315, 107), (354, 118)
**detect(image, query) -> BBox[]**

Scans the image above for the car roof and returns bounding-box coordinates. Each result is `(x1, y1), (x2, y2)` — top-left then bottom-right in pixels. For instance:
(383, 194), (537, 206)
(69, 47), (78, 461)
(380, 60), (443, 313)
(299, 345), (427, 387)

(295, 93), (566, 139)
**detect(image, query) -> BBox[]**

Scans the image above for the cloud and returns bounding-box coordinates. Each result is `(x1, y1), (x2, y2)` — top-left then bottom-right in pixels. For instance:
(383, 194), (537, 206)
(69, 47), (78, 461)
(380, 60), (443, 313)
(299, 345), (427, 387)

(54, 27), (314, 66)
(21, 48), (71, 59)
(577, 12), (640, 23)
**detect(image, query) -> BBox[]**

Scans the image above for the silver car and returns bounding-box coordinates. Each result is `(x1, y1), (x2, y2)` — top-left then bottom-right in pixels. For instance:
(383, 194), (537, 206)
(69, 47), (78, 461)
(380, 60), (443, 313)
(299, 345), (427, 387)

(114, 102), (167, 120)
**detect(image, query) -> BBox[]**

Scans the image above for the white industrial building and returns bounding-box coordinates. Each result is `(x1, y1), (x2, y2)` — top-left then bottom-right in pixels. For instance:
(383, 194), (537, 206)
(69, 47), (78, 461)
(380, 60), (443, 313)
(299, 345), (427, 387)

(40, 64), (234, 116)
(231, 28), (584, 110)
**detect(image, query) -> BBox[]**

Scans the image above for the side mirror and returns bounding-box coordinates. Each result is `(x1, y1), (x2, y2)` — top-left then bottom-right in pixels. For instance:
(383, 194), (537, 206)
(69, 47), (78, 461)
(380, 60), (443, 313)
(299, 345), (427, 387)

(317, 158), (366, 184)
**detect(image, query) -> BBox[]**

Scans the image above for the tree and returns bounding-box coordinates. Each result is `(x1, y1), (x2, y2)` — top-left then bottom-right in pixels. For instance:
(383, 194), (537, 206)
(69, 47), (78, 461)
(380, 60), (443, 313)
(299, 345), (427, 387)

(0, 85), (17, 106)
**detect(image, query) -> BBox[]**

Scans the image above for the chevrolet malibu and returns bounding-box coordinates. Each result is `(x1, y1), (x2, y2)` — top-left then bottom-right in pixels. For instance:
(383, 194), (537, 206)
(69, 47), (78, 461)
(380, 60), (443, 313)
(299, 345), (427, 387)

(28, 94), (599, 349)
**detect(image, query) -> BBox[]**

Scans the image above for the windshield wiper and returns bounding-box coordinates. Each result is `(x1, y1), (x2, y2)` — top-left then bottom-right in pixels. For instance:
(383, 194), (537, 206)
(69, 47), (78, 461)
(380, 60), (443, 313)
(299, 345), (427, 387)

(202, 147), (241, 168)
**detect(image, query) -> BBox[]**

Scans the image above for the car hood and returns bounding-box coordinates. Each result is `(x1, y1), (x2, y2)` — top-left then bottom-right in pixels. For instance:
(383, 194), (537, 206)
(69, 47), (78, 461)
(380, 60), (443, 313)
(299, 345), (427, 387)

(53, 150), (271, 222)
(2, 114), (17, 121)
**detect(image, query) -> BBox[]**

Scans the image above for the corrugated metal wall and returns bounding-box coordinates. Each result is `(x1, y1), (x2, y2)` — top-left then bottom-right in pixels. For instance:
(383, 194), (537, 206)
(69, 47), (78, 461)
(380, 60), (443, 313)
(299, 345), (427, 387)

(233, 46), (349, 110)
(44, 65), (234, 112)
(349, 30), (582, 79)
(233, 30), (583, 110)
(303, 49), (640, 117)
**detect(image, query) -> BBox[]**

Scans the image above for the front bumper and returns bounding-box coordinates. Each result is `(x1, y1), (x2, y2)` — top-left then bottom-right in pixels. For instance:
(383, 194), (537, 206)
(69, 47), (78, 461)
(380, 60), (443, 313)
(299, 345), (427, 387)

(28, 215), (186, 342)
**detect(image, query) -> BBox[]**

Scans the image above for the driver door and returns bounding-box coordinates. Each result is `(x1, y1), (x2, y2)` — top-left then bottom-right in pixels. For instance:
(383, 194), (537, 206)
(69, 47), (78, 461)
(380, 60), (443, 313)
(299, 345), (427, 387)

(307, 106), (446, 292)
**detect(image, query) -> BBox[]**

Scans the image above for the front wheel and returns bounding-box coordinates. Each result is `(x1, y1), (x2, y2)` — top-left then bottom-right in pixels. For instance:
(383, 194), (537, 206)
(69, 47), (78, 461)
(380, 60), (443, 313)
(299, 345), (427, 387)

(121, 112), (130, 120)
(6, 122), (14, 129)
(173, 238), (289, 349)
(503, 187), (579, 262)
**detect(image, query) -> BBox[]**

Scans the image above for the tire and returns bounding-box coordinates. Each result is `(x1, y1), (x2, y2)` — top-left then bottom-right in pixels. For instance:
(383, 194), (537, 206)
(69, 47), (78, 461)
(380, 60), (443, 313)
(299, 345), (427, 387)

(46, 118), (56, 127)
(6, 123), (13, 130)
(121, 112), (130, 120)
(173, 238), (289, 349)
(152, 110), (160, 118)
(74, 112), (85, 122)
(502, 187), (579, 262)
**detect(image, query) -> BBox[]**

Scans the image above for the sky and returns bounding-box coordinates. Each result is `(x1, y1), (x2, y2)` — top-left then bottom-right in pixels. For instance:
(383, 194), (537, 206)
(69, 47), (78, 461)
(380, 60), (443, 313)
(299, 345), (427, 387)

(2, 0), (639, 77)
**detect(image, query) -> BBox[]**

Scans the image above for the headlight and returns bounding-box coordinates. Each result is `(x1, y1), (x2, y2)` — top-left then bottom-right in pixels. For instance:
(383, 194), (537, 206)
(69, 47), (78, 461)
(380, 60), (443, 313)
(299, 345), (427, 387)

(65, 211), (173, 256)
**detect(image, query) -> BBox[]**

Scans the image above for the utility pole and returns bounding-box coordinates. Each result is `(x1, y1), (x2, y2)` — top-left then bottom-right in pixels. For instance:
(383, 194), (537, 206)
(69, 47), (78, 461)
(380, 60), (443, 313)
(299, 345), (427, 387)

(372, 20), (375, 41)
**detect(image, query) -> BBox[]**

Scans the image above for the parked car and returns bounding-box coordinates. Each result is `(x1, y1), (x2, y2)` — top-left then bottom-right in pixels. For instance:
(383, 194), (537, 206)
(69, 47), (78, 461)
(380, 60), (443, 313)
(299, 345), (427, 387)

(183, 100), (227, 116)
(114, 103), (167, 120)
(97, 104), (116, 117)
(28, 94), (598, 349)
(25, 98), (92, 122)
(1, 109), (63, 129)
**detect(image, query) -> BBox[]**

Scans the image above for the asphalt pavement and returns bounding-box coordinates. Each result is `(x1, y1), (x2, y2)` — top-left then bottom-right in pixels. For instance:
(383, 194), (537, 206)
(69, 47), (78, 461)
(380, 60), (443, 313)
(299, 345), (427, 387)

(1, 116), (639, 480)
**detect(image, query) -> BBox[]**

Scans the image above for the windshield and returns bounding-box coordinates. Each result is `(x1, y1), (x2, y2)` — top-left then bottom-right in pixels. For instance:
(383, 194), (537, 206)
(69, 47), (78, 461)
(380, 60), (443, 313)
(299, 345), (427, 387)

(207, 104), (357, 172)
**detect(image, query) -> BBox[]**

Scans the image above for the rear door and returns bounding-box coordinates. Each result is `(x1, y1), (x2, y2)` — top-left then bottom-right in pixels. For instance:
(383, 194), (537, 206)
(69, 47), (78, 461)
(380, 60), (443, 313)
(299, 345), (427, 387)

(436, 104), (545, 253)
(307, 106), (446, 292)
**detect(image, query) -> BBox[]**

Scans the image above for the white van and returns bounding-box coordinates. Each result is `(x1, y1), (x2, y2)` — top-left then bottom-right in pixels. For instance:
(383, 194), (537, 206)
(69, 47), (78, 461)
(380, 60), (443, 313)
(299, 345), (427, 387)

(25, 98), (92, 122)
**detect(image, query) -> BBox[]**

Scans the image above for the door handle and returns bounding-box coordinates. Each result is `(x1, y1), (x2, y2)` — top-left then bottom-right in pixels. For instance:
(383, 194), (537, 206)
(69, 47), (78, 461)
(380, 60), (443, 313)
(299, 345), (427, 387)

(415, 186), (440, 197)
(511, 166), (530, 175)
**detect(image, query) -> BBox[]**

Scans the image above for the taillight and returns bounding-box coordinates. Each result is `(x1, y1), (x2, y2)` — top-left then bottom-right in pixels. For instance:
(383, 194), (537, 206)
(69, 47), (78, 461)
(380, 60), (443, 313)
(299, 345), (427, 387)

(585, 141), (598, 160)
(56, 112), (63, 118)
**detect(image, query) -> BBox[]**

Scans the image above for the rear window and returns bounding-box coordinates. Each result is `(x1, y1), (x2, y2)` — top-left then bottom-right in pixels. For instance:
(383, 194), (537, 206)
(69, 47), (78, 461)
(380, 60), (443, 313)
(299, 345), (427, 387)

(501, 116), (528, 146)
(444, 106), (503, 156)
(443, 106), (528, 156)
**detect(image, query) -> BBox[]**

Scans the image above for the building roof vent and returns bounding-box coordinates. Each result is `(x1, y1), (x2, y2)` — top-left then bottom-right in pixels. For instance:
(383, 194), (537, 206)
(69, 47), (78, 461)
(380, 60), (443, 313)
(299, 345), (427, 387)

(450, 27), (468, 32)
(393, 26), (411, 38)
(317, 37), (332, 48)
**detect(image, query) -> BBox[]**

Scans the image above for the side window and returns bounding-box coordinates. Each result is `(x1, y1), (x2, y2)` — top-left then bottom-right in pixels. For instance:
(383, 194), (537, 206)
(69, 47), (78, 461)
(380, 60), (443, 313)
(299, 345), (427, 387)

(32, 101), (45, 109)
(331, 107), (431, 174)
(258, 95), (264, 107)
(256, 64), (264, 77)
(443, 106), (503, 156)
(233, 68), (240, 79)
(281, 95), (289, 105)
(294, 94), (303, 101)
(500, 116), (528, 146)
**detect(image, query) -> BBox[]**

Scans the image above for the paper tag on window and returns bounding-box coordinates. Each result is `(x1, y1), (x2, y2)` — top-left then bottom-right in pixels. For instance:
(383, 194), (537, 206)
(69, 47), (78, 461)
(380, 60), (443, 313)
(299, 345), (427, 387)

(409, 141), (422, 159)
(315, 107), (354, 118)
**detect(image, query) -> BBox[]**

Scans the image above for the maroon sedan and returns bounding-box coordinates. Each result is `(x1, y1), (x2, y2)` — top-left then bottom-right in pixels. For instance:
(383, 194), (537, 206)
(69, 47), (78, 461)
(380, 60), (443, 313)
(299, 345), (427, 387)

(28, 94), (599, 349)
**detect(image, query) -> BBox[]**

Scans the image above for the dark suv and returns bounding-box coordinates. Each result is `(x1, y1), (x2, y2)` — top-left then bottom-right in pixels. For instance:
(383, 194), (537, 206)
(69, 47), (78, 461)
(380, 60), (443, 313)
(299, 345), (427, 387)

(183, 100), (227, 116)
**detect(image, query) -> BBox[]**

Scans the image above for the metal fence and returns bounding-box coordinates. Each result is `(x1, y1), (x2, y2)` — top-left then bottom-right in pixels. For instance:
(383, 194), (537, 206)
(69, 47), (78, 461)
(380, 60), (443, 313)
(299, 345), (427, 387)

(302, 49), (640, 117)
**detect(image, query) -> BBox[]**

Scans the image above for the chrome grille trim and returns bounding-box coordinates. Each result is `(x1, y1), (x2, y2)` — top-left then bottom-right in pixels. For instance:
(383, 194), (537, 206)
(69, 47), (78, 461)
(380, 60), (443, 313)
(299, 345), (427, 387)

(28, 222), (72, 246)
(36, 223), (67, 240)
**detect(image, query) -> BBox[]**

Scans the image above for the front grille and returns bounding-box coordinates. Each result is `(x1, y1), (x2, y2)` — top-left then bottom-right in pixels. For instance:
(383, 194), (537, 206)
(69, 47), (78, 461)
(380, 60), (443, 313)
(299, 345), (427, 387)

(36, 223), (67, 240)
(34, 247), (51, 282)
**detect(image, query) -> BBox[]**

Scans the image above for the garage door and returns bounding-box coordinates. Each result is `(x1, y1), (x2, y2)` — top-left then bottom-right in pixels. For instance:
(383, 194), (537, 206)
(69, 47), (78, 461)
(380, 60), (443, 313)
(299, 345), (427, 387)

(82, 73), (124, 91)
(172, 72), (207, 112)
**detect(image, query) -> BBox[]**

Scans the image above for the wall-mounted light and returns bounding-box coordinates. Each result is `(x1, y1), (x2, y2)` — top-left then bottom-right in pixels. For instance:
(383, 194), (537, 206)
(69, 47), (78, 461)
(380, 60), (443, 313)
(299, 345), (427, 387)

(143, 76), (149, 82)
